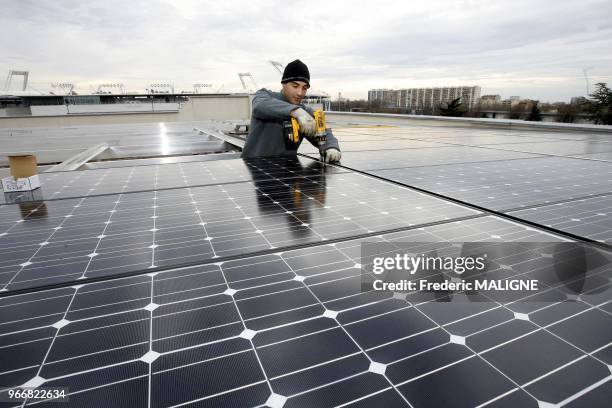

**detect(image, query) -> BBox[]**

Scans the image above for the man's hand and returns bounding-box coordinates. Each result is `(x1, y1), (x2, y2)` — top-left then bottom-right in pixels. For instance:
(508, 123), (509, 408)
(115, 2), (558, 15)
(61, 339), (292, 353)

(324, 148), (342, 163)
(291, 108), (316, 137)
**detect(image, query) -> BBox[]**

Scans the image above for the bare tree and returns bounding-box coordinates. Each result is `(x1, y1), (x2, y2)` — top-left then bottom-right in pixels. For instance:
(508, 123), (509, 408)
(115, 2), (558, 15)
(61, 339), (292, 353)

(556, 103), (578, 123)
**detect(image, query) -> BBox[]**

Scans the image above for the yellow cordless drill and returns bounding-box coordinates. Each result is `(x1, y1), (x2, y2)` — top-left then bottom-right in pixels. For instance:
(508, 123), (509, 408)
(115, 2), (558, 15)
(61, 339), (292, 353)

(287, 109), (327, 161)
(313, 109), (327, 161)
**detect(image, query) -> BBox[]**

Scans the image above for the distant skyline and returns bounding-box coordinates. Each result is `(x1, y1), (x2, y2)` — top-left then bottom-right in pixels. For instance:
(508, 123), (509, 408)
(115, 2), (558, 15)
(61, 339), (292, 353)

(1, 0), (611, 102)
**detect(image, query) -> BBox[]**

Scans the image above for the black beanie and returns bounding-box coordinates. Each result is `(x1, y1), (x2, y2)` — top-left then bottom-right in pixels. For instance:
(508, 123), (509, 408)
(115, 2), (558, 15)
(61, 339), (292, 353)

(281, 59), (310, 86)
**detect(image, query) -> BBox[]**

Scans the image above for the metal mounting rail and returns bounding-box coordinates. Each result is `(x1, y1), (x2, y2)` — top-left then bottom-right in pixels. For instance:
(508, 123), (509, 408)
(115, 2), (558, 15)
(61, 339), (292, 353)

(195, 127), (245, 149)
(45, 142), (109, 172)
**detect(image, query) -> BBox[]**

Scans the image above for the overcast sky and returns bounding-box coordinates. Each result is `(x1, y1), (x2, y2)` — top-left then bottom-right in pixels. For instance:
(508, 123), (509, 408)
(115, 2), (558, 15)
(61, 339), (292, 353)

(2, 0), (611, 101)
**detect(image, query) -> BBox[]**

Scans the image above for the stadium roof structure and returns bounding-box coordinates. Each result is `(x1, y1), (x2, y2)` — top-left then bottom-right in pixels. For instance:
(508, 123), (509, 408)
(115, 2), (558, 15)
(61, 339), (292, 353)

(0, 119), (611, 407)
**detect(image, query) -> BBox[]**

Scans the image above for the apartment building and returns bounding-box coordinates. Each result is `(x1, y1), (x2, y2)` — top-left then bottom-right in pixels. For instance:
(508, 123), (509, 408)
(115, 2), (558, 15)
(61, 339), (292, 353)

(368, 86), (481, 110)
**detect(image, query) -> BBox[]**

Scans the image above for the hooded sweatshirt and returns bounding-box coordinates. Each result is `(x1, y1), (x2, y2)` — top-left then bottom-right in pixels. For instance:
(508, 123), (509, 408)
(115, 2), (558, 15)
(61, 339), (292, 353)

(241, 88), (340, 158)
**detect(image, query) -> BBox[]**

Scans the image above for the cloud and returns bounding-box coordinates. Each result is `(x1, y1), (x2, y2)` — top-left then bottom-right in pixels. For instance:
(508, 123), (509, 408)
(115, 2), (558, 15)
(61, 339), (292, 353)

(1, 0), (611, 101)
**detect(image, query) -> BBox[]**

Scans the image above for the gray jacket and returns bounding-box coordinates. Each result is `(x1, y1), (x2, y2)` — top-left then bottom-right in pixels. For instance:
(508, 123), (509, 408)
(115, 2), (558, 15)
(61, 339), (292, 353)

(241, 88), (340, 158)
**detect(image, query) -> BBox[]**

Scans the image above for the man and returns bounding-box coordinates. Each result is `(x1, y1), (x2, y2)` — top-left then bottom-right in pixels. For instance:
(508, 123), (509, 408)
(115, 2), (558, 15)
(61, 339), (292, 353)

(241, 59), (341, 162)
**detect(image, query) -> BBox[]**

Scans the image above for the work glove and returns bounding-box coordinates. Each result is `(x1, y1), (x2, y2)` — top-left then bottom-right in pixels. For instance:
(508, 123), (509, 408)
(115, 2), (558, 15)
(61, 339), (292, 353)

(291, 108), (316, 137)
(324, 148), (342, 163)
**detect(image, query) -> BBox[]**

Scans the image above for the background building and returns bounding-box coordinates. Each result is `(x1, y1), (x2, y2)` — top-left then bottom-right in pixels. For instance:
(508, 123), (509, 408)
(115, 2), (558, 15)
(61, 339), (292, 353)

(367, 89), (399, 108)
(502, 96), (522, 108)
(480, 94), (501, 107)
(570, 96), (588, 105)
(369, 86), (481, 111)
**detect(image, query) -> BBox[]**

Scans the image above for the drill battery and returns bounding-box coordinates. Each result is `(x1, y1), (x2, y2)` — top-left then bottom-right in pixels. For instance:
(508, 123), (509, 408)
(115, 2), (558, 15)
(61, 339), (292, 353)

(283, 119), (300, 143)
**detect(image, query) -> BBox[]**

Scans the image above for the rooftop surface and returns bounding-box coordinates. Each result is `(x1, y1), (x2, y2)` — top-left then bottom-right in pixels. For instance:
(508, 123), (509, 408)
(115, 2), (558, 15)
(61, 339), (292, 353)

(0, 120), (611, 407)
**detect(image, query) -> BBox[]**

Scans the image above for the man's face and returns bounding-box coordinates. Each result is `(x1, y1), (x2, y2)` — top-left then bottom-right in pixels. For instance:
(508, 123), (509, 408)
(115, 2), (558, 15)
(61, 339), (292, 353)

(281, 81), (310, 105)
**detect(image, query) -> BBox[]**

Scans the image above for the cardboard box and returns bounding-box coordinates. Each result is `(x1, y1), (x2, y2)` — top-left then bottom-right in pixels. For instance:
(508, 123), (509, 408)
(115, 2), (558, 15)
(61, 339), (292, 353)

(3, 188), (44, 204)
(8, 155), (38, 178)
(2, 174), (41, 192)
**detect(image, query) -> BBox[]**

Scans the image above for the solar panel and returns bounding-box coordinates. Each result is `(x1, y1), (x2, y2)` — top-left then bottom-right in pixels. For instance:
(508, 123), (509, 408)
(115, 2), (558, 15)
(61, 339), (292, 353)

(305, 125), (612, 246)
(509, 195), (612, 243)
(482, 141), (612, 156)
(370, 157), (612, 211)
(299, 139), (449, 154)
(2, 215), (609, 407)
(0, 157), (478, 291)
(572, 152), (612, 161)
(305, 146), (538, 171)
(81, 152), (242, 170)
(0, 122), (228, 165)
(1, 122), (611, 408)
(0, 157), (348, 204)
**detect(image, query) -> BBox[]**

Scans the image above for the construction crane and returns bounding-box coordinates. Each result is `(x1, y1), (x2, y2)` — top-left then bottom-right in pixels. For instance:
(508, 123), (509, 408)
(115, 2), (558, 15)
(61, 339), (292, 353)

(269, 61), (284, 75)
(4, 70), (29, 92)
(583, 67), (594, 95)
(238, 73), (258, 93)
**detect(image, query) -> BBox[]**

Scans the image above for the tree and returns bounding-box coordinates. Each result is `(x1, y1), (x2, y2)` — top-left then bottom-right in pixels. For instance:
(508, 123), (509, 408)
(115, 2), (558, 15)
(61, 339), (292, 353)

(556, 103), (578, 123)
(439, 97), (464, 117)
(509, 101), (529, 119)
(368, 99), (383, 113)
(526, 100), (543, 121)
(588, 83), (612, 125)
